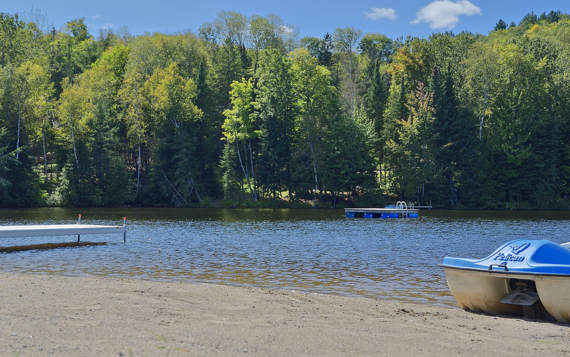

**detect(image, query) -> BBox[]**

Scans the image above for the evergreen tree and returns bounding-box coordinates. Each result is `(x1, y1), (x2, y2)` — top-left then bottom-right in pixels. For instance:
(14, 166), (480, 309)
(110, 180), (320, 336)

(255, 49), (297, 198)
(144, 63), (203, 206)
(363, 60), (388, 152)
(520, 12), (538, 26)
(494, 19), (507, 31)
(0, 9), (568, 209)
(211, 37), (244, 112)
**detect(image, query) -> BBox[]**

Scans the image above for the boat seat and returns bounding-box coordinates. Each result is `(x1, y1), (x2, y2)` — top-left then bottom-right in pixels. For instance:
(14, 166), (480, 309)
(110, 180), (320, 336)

(561, 242), (570, 250)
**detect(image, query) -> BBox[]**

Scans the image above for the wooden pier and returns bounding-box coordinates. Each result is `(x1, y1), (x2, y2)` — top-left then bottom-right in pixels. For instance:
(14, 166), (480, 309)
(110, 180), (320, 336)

(345, 202), (419, 219)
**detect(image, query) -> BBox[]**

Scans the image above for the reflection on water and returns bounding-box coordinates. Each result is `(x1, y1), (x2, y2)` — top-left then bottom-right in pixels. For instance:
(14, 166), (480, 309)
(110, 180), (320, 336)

(1, 208), (569, 306)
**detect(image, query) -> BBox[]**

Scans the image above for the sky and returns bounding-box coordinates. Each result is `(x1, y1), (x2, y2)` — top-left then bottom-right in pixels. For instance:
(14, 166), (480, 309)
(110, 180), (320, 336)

(3, 0), (569, 39)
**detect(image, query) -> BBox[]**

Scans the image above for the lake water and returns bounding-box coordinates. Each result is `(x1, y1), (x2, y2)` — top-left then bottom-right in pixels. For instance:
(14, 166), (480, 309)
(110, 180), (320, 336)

(1, 208), (569, 306)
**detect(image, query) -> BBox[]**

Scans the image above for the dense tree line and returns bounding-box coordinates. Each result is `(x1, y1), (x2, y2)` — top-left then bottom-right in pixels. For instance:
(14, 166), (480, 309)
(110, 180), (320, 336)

(0, 11), (568, 209)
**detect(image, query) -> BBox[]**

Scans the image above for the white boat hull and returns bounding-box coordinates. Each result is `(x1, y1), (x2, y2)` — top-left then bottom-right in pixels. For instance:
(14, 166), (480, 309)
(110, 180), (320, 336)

(444, 267), (570, 323)
(534, 276), (570, 323)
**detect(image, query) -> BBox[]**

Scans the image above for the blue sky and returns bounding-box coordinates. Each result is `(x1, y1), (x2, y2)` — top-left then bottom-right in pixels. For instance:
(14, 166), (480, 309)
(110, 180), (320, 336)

(4, 0), (569, 39)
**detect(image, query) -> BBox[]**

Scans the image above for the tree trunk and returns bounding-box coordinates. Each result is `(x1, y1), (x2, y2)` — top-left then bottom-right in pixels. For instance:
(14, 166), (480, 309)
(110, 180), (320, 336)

(332, 192), (337, 209)
(309, 141), (319, 199)
(236, 141), (253, 199)
(42, 122), (48, 177)
(248, 140), (257, 201)
(188, 176), (202, 204)
(16, 102), (21, 160)
(161, 170), (188, 206)
(479, 114), (484, 140)
(479, 91), (488, 140)
(71, 124), (79, 169)
(136, 143), (142, 194)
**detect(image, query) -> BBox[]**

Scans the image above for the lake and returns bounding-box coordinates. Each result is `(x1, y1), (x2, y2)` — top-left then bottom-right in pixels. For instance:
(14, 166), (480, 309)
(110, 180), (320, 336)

(1, 208), (569, 306)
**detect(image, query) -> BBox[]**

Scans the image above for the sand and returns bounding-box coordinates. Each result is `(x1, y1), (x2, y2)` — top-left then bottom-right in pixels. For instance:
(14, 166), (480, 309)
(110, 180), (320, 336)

(0, 272), (568, 356)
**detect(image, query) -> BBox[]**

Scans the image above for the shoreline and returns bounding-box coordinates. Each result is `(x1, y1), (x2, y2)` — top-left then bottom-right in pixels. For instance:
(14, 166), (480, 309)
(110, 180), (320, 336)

(2, 206), (570, 211)
(0, 272), (568, 356)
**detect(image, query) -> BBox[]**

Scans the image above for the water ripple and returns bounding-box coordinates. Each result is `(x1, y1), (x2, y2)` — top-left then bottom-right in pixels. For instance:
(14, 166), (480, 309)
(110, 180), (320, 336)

(1, 208), (569, 307)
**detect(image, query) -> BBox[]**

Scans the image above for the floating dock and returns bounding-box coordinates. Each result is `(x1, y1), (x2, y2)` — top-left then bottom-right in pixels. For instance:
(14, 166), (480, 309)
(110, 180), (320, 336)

(345, 202), (419, 219)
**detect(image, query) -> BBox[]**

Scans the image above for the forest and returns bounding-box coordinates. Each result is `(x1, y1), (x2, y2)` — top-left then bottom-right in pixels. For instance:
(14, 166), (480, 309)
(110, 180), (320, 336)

(0, 10), (568, 209)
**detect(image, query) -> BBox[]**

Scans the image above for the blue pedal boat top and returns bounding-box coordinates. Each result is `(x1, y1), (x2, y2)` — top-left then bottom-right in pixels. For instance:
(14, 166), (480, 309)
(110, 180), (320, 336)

(441, 239), (570, 276)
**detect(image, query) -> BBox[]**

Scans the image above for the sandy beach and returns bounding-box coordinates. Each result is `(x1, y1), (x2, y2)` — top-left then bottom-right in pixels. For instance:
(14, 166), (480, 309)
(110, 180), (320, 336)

(0, 272), (568, 356)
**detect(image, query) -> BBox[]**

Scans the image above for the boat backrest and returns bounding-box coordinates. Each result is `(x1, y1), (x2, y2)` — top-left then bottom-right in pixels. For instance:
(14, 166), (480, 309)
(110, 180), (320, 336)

(561, 242), (570, 250)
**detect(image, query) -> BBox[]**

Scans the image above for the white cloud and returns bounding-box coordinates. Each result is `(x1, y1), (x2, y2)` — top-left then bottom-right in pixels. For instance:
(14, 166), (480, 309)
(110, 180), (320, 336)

(411, 0), (481, 29)
(280, 25), (293, 34)
(101, 23), (114, 30)
(366, 8), (397, 21)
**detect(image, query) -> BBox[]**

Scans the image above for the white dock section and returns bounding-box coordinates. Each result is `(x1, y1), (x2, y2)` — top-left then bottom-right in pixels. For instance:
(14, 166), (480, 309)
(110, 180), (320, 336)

(0, 214), (127, 247)
(0, 224), (125, 239)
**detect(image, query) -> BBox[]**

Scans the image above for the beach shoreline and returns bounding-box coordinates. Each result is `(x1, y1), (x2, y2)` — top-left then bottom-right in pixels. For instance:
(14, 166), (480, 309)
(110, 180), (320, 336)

(0, 272), (568, 356)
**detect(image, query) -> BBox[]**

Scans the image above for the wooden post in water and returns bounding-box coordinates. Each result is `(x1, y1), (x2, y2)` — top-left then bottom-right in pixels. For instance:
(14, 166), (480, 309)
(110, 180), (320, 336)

(123, 217), (127, 243)
(77, 213), (82, 242)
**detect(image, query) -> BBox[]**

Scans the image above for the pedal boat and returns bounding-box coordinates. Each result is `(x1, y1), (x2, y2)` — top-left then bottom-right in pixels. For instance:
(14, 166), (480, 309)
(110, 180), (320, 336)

(441, 240), (570, 323)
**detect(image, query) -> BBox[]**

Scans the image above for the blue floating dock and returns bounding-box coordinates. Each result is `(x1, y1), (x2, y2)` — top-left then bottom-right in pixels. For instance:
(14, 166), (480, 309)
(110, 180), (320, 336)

(344, 208), (419, 219)
(345, 202), (419, 219)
